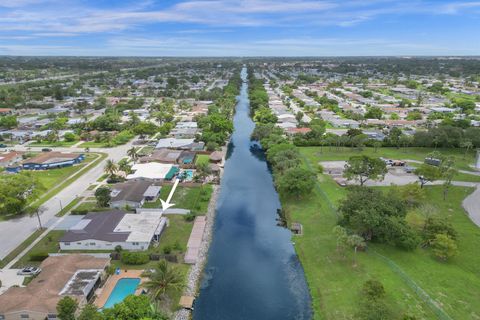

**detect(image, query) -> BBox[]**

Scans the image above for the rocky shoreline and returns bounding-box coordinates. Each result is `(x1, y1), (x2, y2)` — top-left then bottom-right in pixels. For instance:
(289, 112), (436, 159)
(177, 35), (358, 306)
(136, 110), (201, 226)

(174, 181), (221, 320)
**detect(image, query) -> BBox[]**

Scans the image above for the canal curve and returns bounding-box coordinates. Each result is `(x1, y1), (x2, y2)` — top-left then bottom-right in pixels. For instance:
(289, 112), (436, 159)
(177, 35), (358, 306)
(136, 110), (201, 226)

(193, 67), (312, 320)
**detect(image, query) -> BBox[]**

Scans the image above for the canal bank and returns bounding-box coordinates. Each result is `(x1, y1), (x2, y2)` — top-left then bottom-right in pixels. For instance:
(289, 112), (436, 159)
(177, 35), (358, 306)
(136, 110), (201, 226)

(193, 67), (312, 320)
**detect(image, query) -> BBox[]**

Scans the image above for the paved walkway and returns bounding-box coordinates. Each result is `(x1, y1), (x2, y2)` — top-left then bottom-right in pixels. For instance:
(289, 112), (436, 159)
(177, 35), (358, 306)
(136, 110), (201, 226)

(463, 185), (480, 227)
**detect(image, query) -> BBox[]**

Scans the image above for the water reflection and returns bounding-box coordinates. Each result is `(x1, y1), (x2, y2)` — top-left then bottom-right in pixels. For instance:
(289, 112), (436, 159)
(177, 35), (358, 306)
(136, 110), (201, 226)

(193, 68), (312, 320)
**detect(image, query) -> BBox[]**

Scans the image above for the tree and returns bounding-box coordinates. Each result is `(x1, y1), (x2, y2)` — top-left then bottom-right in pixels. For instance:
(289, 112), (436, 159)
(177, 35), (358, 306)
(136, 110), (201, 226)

(56, 296), (78, 320)
(362, 279), (386, 300)
(127, 147), (139, 163)
(134, 122), (158, 138)
(460, 139), (473, 159)
(365, 107), (383, 119)
(276, 167), (315, 199)
(104, 159), (118, 176)
(0, 173), (44, 216)
(432, 233), (458, 261)
(295, 111), (304, 123)
(422, 217), (457, 245)
(339, 187), (419, 249)
(78, 304), (104, 320)
(343, 156), (387, 186)
(142, 260), (184, 302)
(63, 132), (77, 142)
(415, 164), (441, 188)
(0, 115), (18, 129)
(332, 225), (348, 254)
(347, 234), (366, 267)
(253, 107), (278, 124)
(102, 295), (167, 320)
(439, 156), (457, 200)
(95, 187), (111, 207)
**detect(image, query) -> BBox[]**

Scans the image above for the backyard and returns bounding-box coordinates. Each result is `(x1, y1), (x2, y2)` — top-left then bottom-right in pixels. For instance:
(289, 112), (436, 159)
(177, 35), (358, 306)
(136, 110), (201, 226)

(143, 184), (213, 214)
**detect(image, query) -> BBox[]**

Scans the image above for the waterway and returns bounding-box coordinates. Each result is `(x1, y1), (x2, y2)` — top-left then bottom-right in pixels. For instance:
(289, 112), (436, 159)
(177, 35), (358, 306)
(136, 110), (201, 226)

(193, 67), (312, 320)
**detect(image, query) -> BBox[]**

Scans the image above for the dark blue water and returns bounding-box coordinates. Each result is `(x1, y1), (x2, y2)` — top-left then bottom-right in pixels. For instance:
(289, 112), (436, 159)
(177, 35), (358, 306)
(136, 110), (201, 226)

(193, 68), (312, 320)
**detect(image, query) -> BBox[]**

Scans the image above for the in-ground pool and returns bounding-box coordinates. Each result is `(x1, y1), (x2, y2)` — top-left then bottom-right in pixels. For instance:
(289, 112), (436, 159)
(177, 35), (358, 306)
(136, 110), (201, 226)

(182, 169), (194, 181)
(103, 278), (140, 308)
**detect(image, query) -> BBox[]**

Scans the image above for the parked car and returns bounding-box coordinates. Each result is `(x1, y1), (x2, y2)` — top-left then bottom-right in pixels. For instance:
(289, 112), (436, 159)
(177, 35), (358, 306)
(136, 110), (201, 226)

(404, 166), (415, 173)
(17, 266), (41, 276)
(41, 148), (52, 152)
(0, 143), (7, 148)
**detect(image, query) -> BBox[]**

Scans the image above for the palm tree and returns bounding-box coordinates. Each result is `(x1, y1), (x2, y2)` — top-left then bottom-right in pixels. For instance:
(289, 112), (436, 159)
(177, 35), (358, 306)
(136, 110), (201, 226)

(142, 260), (184, 302)
(104, 159), (118, 177)
(127, 147), (139, 163)
(460, 140), (473, 159)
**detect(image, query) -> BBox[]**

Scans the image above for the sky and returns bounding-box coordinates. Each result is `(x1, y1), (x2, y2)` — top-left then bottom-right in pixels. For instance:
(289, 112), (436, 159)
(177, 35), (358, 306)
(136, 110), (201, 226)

(0, 0), (479, 56)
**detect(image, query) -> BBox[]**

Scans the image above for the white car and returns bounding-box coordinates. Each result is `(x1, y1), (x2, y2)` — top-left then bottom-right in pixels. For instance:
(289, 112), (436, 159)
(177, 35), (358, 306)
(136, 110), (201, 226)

(17, 266), (41, 276)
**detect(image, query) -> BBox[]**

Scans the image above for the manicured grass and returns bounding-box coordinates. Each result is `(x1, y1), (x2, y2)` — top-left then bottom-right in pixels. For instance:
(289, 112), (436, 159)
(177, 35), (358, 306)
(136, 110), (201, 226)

(372, 186), (480, 320)
(154, 215), (194, 254)
(195, 154), (210, 166)
(30, 153), (106, 209)
(13, 230), (65, 268)
(143, 184), (213, 214)
(301, 146), (477, 172)
(79, 141), (110, 148)
(288, 149), (480, 319)
(0, 229), (43, 268)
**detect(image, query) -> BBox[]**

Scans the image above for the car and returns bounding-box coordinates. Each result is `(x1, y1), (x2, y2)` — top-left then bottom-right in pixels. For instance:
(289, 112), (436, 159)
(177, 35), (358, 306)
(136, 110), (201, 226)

(17, 266), (41, 276)
(0, 143), (7, 148)
(404, 166), (415, 173)
(41, 148), (52, 152)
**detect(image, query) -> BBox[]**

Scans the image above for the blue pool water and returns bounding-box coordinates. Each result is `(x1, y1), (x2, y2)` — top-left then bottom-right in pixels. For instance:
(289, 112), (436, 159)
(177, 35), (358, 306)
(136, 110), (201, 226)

(103, 278), (141, 309)
(184, 169), (194, 181)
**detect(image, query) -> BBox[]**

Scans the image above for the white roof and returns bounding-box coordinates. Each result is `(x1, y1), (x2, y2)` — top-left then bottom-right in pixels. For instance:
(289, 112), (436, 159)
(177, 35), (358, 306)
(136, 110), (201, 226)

(115, 212), (163, 243)
(156, 138), (195, 149)
(127, 163), (173, 180)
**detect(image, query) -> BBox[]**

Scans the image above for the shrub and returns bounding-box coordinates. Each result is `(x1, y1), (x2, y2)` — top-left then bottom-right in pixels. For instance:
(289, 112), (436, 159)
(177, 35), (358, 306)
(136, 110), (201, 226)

(71, 209), (89, 215)
(121, 252), (149, 265)
(183, 213), (196, 222)
(162, 245), (172, 254)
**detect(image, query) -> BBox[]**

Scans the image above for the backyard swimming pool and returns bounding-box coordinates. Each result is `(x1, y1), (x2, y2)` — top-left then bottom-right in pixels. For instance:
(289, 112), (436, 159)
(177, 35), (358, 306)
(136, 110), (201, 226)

(103, 278), (141, 309)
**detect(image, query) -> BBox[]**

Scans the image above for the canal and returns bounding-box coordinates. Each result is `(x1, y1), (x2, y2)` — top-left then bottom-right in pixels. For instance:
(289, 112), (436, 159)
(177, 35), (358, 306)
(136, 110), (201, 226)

(193, 67), (312, 320)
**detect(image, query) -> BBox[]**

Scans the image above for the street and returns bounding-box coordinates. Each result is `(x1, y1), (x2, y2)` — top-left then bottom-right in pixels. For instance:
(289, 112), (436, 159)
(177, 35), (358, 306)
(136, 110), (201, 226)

(0, 140), (137, 260)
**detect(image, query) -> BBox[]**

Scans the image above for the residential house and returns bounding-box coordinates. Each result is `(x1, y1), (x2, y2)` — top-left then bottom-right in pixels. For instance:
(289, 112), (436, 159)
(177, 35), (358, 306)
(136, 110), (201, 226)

(0, 255), (110, 320)
(59, 211), (166, 251)
(22, 152), (84, 170)
(110, 180), (161, 209)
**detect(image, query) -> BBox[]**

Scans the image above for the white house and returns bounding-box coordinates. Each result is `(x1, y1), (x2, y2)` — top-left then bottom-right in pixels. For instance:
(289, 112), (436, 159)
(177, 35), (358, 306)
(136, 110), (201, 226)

(59, 210), (166, 251)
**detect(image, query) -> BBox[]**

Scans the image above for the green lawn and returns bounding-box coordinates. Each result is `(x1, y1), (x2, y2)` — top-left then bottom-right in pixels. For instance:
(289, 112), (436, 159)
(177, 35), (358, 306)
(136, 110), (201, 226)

(143, 184), (213, 214)
(286, 148), (480, 319)
(30, 156), (94, 190)
(29, 140), (79, 147)
(13, 230), (65, 268)
(195, 154), (210, 166)
(79, 141), (110, 148)
(302, 146), (477, 172)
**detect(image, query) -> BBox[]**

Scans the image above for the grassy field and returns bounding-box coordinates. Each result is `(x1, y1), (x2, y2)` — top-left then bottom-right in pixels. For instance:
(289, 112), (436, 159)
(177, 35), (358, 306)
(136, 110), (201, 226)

(13, 230), (65, 268)
(143, 184), (213, 214)
(282, 147), (480, 319)
(301, 146), (477, 172)
(195, 154), (210, 165)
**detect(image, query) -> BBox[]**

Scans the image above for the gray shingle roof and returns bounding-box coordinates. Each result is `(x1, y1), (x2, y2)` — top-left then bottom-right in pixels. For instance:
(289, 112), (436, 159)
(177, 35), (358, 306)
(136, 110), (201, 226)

(60, 210), (129, 242)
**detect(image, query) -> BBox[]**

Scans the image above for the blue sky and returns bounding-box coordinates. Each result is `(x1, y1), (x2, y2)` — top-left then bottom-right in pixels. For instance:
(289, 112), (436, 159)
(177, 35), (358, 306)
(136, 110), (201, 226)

(0, 0), (479, 56)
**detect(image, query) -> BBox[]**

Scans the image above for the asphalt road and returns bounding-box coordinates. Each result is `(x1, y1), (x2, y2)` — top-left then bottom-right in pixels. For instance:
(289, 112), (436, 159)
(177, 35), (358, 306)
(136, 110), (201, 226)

(0, 141), (136, 260)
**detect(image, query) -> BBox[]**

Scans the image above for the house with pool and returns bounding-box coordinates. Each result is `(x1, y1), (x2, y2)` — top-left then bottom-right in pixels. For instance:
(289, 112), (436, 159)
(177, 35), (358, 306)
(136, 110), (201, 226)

(0, 255), (110, 320)
(59, 210), (167, 251)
